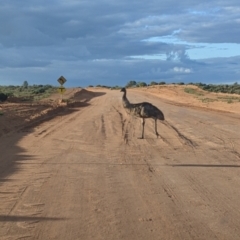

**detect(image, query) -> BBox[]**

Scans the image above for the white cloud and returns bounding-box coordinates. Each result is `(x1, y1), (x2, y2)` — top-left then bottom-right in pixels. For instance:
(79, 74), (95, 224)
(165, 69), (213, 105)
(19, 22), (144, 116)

(173, 67), (192, 73)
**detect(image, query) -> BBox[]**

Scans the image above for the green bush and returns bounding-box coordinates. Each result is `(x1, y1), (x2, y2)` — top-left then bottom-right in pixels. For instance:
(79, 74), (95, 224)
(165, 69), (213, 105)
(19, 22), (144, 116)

(197, 83), (240, 95)
(136, 82), (147, 87)
(159, 81), (166, 85)
(0, 93), (8, 102)
(184, 88), (204, 96)
(0, 84), (57, 101)
(126, 81), (137, 88)
(33, 88), (46, 94)
(150, 81), (158, 86)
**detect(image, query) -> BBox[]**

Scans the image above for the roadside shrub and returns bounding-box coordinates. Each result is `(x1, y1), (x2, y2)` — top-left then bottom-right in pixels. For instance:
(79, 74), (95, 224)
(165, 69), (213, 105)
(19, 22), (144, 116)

(150, 81), (158, 86)
(136, 82), (147, 87)
(184, 88), (204, 96)
(33, 88), (46, 94)
(0, 93), (8, 102)
(126, 80), (137, 88)
(197, 83), (240, 95)
(159, 81), (166, 85)
(4, 92), (14, 97)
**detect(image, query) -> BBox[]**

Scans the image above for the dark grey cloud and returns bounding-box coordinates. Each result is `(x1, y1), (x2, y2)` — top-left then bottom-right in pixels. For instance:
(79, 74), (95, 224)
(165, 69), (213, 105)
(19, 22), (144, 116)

(0, 0), (240, 86)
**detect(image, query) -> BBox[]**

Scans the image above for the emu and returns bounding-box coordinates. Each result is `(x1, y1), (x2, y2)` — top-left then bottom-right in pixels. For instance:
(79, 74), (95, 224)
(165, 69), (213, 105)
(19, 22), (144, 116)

(120, 87), (164, 139)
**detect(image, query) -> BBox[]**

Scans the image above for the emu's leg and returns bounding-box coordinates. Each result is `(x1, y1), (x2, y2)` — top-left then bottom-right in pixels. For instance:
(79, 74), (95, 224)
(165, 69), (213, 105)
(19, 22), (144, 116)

(139, 118), (145, 139)
(155, 119), (159, 138)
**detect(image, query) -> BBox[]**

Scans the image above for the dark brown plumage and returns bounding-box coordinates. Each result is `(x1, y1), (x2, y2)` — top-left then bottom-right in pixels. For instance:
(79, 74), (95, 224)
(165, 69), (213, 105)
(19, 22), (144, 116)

(120, 87), (164, 139)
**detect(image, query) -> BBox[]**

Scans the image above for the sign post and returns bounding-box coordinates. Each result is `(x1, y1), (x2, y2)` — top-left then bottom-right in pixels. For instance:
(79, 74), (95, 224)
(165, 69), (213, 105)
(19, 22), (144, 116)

(57, 76), (67, 101)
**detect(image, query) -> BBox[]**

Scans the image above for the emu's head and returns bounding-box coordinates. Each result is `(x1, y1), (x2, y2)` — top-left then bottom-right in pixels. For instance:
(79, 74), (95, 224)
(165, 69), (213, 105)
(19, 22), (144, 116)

(120, 88), (126, 93)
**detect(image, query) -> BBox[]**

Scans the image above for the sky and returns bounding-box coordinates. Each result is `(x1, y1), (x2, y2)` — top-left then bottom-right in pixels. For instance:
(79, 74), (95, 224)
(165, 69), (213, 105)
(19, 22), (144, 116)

(0, 1), (240, 87)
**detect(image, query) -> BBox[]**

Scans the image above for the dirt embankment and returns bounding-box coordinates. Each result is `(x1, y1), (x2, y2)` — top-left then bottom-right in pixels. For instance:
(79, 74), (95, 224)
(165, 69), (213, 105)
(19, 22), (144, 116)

(0, 88), (102, 137)
(134, 85), (240, 114)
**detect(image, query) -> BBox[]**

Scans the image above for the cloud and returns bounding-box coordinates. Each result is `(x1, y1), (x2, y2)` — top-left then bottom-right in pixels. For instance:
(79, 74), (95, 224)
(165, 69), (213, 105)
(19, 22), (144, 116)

(173, 67), (192, 73)
(0, 0), (240, 86)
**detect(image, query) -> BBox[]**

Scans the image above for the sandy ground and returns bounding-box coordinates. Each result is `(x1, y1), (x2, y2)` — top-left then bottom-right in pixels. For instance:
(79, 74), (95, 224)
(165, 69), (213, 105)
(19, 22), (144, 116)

(136, 85), (240, 114)
(0, 86), (240, 240)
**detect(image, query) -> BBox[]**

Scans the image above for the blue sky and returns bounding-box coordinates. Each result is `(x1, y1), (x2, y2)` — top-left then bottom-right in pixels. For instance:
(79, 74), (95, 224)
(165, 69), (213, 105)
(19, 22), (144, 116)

(0, 1), (240, 87)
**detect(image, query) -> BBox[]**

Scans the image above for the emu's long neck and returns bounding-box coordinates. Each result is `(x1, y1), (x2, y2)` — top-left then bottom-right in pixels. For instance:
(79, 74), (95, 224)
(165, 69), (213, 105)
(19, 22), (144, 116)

(122, 91), (131, 108)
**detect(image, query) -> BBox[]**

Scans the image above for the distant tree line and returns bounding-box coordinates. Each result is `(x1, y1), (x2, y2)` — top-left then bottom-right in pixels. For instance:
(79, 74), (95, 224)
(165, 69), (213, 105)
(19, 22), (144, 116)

(193, 82), (240, 95)
(88, 84), (122, 90)
(0, 81), (57, 101)
(123, 80), (240, 95)
(78, 80), (239, 95)
(88, 80), (167, 89)
(125, 80), (169, 88)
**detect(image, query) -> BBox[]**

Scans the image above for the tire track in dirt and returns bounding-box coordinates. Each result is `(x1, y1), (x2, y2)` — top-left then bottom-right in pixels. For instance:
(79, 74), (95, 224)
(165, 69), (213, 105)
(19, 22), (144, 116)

(1, 88), (240, 240)
(115, 108), (197, 151)
(0, 100), (101, 239)
(32, 106), (90, 139)
(119, 138), (218, 239)
(188, 119), (240, 159)
(113, 97), (238, 238)
(100, 114), (106, 138)
(154, 169), (220, 239)
(144, 146), (222, 238)
(185, 172), (240, 213)
(182, 170), (240, 239)
(162, 121), (197, 148)
(0, 131), (55, 225)
(112, 105), (131, 144)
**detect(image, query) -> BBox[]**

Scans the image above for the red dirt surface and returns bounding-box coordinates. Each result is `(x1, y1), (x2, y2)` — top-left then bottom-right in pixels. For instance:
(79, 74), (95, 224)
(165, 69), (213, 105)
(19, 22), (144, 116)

(1, 86), (240, 240)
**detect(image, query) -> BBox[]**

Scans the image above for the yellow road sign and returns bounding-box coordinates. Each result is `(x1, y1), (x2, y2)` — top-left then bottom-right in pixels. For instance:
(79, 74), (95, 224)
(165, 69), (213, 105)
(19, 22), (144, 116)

(58, 86), (66, 94)
(58, 76), (67, 85)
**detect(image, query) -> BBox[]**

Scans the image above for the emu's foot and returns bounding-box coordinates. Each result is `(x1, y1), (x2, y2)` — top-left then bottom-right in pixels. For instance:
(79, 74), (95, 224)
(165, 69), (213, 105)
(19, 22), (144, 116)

(138, 136), (144, 139)
(156, 132), (160, 138)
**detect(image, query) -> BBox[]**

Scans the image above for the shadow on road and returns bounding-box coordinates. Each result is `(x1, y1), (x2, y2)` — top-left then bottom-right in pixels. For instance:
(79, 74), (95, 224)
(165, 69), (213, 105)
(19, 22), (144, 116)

(170, 164), (240, 168)
(0, 215), (67, 222)
(0, 89), (106, 181)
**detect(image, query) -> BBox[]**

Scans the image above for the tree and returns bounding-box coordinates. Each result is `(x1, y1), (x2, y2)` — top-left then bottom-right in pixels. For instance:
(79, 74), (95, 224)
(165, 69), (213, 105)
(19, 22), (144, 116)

(159, 81), (166, 85)
(125, 80), (137, 88)
(136, 82), (147, 87)
(0, 93), (8, 102)
(150, 81), (158, 86)
(22, 81), (29, 88)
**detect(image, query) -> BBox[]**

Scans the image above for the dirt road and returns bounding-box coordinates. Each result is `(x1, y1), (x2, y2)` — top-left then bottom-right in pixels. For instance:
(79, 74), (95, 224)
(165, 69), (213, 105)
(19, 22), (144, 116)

(1, 89), (240, 240)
